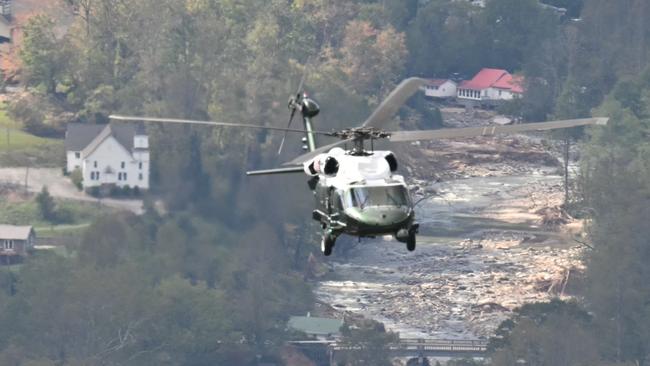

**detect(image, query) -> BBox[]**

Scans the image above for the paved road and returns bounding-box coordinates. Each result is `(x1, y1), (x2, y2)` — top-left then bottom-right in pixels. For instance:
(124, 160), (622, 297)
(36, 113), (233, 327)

(0, 167), (144, 214)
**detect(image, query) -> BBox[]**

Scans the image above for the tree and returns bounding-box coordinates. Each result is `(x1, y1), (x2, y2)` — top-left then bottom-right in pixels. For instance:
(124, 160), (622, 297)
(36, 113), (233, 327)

(490, 300), (599, 366)
(339, 319), (398, 366)
(20, 15), (68, 94)
(338, 20), (407, 99)
(35, 187), (55, 222)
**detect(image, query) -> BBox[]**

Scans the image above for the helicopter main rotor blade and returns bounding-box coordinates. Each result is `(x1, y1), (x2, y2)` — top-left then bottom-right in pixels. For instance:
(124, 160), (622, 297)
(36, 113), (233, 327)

(388, 117), (609, 142)
(109, 115), (334, 136)
(282, 139), (350, 166)
(278, 61), (311, 155)
(361, 77), (428, 128)
(277, 108), (298, 155)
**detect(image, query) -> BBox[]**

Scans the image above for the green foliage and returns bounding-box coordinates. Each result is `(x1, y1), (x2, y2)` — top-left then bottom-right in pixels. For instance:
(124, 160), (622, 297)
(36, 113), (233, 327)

(13, 1), (650, 364)
(0, 209), (314, 364)
(490, 300), (599, 366)
(577, 74), (650, 365)
(70, 168), (83, 190)
(339, 319), (398, 366)
(6, 98), (62, 138)
(35, 187), (55, 222)
(20, 15), (71, 94)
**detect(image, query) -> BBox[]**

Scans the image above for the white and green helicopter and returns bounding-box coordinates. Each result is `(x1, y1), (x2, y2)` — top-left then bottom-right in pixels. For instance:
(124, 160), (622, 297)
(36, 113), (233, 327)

(111, 78), (607, 256)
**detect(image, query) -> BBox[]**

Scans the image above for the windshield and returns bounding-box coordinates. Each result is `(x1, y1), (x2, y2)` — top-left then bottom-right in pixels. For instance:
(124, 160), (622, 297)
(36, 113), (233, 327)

(343, 185), (409, 208)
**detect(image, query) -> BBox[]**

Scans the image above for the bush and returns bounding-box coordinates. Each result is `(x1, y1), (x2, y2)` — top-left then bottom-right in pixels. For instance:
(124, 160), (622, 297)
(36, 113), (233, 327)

(36, 187), (56, 221)
(70, 168), (83, 190)
(88, 186), (100, 197)
(7, 98), (62, 137)
(52, 207), (73, 224)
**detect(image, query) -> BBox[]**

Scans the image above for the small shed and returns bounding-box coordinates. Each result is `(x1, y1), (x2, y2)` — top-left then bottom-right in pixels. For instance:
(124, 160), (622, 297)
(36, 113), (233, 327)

(288, 315), (344, 339)
(0, 225), (35, 259)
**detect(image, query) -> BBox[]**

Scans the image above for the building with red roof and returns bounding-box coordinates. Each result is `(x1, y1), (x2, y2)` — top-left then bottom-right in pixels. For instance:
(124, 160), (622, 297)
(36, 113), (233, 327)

(457, 68), (524, 102)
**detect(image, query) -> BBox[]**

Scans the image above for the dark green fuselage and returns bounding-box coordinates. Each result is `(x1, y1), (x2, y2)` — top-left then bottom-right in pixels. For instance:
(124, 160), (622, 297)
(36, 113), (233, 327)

(312, 181), (415, 238)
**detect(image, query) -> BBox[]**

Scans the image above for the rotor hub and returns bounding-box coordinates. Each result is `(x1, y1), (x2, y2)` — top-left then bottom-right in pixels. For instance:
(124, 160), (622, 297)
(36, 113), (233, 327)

(330, 127), (391, 141)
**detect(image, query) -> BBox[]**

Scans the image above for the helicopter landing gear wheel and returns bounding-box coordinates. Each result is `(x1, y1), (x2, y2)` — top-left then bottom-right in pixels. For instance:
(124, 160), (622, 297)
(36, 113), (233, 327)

(321, 234), (336, 256)
(406, 232), (416, 252)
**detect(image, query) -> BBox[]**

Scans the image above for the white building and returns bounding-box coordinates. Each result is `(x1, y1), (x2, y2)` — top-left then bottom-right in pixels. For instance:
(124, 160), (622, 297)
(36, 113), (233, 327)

(422, 79), (458, 98)
(65, 123), (150, 190)
(457, 68), (524, 103)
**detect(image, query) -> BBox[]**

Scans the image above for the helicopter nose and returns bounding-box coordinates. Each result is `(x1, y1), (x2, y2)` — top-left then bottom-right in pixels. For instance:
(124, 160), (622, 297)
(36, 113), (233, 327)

(352, 207), (410, 226)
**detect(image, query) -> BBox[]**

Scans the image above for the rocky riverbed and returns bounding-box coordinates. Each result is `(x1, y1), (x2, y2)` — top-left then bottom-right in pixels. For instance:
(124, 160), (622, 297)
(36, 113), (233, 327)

(315, 110), (585, 339)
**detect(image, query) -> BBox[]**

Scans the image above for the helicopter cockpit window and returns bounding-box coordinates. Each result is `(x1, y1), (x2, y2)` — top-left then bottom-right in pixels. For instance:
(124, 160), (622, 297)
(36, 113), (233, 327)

(343, 185), (409, 208)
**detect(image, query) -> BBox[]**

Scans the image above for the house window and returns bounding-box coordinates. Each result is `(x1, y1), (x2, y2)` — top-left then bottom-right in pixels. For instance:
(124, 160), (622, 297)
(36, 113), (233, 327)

(4, 240), (13, 250)
(139, 162), (143, 170)
(96, 172), (100, 180)
(118, 172), (122, 181)
(121, 162), (125, 169)
(94, 161), (98, 168)
(90, 172), (95, 180)
(75, 152), (80, 159)
(123, 173), (127, 180)
(138, 173), (143, 181)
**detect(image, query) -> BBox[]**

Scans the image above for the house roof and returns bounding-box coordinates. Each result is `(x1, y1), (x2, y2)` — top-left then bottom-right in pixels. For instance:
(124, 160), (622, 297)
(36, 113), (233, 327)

(492, 74), (524, 93)
(426, 79), (455, 87)
(288, 316), (343, 336)
(0, 225), (34, 240)
(65, 123), (138, 154)
(459, 68), (509, 90)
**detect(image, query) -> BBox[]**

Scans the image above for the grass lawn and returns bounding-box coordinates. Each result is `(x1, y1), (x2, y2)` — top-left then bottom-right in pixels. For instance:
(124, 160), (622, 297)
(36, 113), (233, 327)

(0, 197), (113, 236)
(0, 103), (65, 167)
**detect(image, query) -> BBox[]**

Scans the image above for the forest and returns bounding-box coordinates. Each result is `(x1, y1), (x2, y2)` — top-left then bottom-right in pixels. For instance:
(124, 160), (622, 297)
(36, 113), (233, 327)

(0, 0), (649, 365)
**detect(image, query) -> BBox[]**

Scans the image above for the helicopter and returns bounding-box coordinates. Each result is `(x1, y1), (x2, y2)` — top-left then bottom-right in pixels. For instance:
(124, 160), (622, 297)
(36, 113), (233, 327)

(110, 77), (608, 256)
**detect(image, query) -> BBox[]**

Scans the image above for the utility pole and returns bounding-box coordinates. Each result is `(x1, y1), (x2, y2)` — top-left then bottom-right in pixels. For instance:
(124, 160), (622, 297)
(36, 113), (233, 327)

(24, 156), (36, 194)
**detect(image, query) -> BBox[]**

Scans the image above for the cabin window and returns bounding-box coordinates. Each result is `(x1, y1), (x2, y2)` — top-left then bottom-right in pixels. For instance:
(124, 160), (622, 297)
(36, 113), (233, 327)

(343, 185), (409, 209)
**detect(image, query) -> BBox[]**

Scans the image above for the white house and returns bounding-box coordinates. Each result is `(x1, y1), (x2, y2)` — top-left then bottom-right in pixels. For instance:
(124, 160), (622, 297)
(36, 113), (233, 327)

(422, 79), (457, 98)
(457, 68), (524, 102)
(65, 123), (150, 190)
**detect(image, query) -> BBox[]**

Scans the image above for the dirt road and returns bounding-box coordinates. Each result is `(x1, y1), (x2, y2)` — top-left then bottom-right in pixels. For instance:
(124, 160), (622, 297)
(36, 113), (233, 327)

(0, 167), (144, 214)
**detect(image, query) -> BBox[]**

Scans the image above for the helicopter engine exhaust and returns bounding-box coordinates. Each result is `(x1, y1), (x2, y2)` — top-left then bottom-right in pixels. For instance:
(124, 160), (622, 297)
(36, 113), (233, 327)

(385, 153), (398, 172)
(305, 154), (339, 176)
